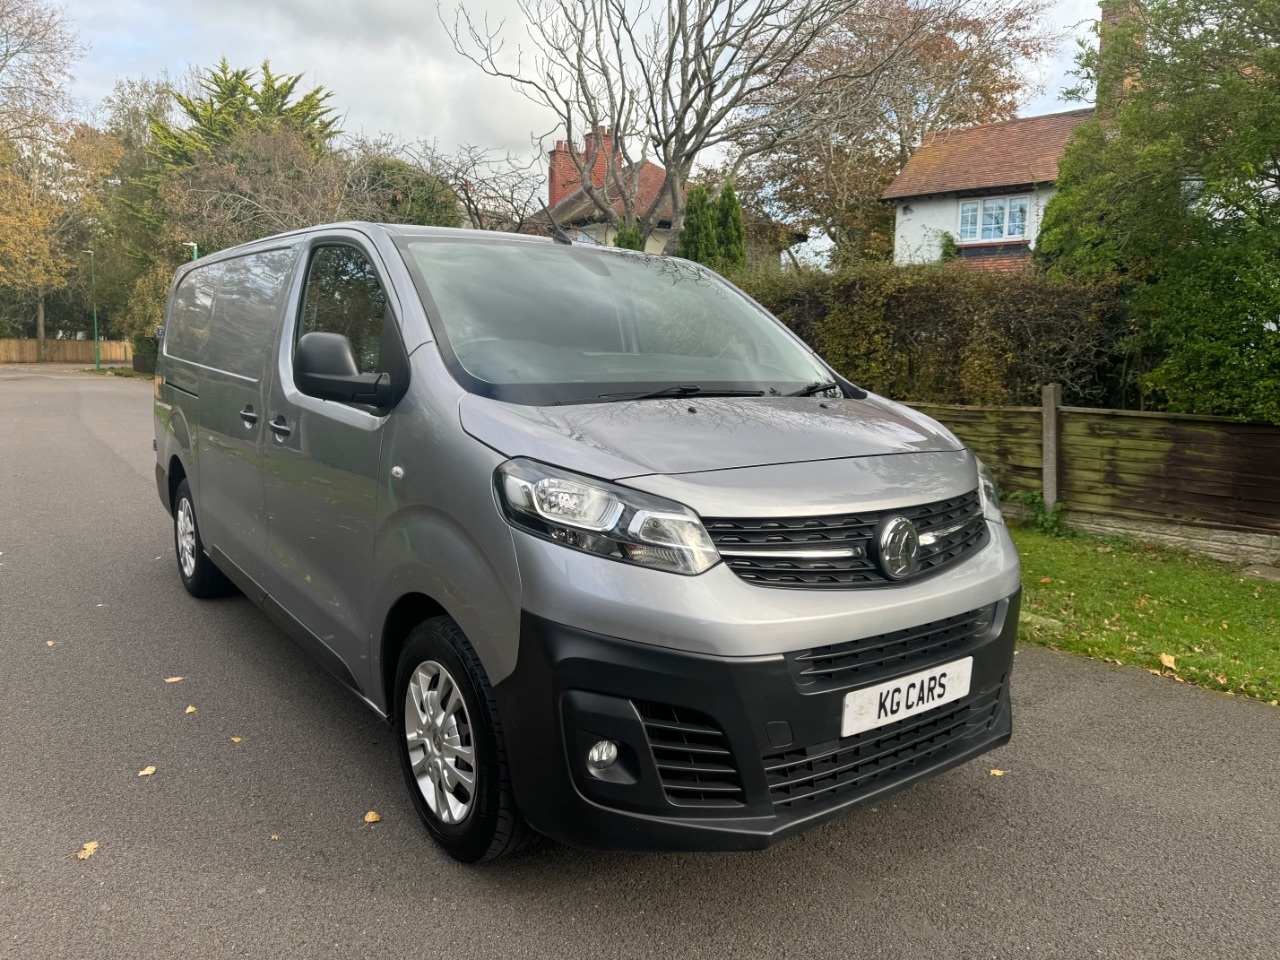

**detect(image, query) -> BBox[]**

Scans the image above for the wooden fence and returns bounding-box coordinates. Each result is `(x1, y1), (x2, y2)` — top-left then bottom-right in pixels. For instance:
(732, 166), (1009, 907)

(913, 387), (1280, 546)
(0, 339), (133, 363)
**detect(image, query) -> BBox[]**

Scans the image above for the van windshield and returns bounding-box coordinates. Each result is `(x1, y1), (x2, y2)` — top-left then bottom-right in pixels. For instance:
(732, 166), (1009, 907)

(398, 237), (832, 406)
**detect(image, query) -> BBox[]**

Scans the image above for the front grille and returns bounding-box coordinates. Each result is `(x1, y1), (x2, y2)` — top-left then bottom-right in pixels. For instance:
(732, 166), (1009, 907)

(635, 701), (745, 808)
(763, 680), (1005, 809)
(787, 605), (998, 692)
(705, 491), (986, 589)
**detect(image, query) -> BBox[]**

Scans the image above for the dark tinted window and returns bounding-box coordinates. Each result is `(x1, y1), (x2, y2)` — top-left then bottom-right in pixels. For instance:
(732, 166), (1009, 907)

(298, 245), (389, 374)
(164, 264), (221, 364)
(205, 249), (296, 379)
(400, 240), (828, 403)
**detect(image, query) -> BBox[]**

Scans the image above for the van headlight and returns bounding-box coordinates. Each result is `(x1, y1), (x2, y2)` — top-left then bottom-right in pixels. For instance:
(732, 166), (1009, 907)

(496, 458), (719, 575)
(975, 457), (1004, 524)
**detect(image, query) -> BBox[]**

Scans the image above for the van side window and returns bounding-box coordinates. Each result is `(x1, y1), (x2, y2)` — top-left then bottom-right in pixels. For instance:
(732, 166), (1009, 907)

(205, 249), (296, 380)
(165, 264), (221, 364)
(298, 245), (389, 374)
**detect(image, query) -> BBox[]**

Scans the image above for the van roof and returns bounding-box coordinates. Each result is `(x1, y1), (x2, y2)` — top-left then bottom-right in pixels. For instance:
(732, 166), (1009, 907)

(185, 222), (563, 264)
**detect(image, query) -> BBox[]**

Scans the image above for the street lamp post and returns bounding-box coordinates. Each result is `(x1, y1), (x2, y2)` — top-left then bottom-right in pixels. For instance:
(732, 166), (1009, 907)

(182, 241), (199, 260)
(82, 250), (99, 371)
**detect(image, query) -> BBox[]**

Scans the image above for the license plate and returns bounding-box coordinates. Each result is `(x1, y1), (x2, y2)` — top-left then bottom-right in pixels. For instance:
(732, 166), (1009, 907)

(841, 657), (973, 738)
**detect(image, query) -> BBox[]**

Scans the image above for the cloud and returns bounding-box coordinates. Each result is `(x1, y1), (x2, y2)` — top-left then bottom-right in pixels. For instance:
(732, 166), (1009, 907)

(63, 0), (553, 153)
(64, 0), (1100, 169)
(1020, 0), (1099, 116)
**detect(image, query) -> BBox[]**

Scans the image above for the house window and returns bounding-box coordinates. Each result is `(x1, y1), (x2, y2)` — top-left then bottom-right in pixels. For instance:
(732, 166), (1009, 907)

(958, 196), (1030, 242)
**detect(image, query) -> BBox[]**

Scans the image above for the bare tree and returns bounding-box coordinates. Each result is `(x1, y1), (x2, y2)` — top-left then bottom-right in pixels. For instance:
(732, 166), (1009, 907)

(414, 142), (546, 232)
(444, 0), (955, 250)
(0, 0), (81, 146)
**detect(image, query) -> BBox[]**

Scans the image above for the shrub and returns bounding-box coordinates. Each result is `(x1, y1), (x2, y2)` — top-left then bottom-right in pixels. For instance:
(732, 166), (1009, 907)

(735, 263), (1131, 407)
(612, 224), (644, 250)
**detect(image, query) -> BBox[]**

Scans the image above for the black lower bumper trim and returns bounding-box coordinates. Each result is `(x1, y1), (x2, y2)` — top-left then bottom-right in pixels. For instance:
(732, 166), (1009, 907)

(494, 590), (1019, 852)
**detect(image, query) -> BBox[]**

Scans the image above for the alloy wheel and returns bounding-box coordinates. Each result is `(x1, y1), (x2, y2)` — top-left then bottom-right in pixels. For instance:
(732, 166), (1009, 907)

(176, 498), (197, 578)
(404, 660), (476, 825)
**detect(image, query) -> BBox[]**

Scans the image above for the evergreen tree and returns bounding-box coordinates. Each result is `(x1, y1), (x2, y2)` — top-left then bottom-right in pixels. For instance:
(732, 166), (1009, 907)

(676, 185), (719, 265)
(149, 60), (338, 173)
(1037, 0), (1280, 422)
(612, 223), (644, 250)
(714, 180), (746, 269)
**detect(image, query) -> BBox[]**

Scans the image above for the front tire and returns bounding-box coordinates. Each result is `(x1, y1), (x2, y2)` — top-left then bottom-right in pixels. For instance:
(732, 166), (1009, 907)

(395, 616), (532, 862)
(172, 479), (233, 598)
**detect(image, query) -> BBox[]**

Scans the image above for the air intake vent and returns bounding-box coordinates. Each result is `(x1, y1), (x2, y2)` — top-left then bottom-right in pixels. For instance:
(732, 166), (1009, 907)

(704, 491), (986, 589)
(763, 681), (1005, 809)
(634, 701), (745, 808)
(787, 605), (997, 691)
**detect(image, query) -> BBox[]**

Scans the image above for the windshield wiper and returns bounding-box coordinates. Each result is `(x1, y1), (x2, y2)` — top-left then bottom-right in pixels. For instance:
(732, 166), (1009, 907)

(595, 384), (766, 402)
(786, 380), (841, 397)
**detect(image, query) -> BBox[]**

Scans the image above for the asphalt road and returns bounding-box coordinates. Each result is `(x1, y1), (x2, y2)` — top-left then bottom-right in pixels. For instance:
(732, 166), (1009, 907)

(1, 369), (1278, 960)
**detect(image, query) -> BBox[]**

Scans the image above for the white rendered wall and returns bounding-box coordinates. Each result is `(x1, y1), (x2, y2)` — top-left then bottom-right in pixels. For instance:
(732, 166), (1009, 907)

(891, 188), (1057, 265)
(583, 223), (672, 254)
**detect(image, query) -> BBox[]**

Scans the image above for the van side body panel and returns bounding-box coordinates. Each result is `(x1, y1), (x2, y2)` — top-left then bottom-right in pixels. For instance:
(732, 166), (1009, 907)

(257, 230), (393, 691)
(154, 389), (194, 513)
(368, 346), (525, 710)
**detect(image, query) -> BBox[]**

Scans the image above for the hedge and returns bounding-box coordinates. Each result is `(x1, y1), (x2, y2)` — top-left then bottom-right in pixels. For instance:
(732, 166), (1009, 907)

(734, 263), (1132, 408)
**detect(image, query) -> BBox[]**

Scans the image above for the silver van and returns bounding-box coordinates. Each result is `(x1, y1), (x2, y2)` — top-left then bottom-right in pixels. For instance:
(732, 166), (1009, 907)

(154, 223), (1020, 862)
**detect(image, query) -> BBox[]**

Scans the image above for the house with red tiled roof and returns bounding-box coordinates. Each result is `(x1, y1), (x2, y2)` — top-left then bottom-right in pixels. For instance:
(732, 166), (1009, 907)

(882, 107), (1094, 270)
(547, 128), (675, 254)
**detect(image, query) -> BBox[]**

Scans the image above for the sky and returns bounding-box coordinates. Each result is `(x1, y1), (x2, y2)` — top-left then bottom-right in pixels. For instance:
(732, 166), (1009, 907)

(64, 0), (1101, 163)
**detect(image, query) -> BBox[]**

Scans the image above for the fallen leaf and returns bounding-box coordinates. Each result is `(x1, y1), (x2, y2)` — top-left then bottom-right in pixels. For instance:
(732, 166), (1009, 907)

(137, 765), (156, 777)
(46, 641), (56, 647)
(1147, 669), (1162, 675)
(75, 841), (99, 860)
(230, 737), (242, 744)
(1039, 577), (1051, 583)
(164, 677), (184, 683)
(989, 769), (1006, 777)
(184, 705), (196, 714)
(270, 835), (280, 841)
(363, 810), (382, 823)
(1270, 700), (1278, 707)
(1159, 653), (1177, 670)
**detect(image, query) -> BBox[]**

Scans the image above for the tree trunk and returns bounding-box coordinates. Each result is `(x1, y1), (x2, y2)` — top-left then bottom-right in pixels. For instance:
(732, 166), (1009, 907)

(36, 295), (45, 363)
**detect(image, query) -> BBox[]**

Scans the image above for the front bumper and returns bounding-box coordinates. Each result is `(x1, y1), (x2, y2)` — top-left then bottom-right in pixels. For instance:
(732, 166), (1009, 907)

(494, 589), (1019, 852)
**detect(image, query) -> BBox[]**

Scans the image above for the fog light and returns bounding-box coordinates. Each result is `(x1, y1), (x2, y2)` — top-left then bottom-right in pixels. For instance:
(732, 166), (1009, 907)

(587, 739), (619, 771)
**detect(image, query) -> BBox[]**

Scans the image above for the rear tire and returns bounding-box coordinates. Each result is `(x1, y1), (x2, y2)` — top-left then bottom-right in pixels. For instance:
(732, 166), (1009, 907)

(395, 616), (533, 862)
(172, 479), (233, 598)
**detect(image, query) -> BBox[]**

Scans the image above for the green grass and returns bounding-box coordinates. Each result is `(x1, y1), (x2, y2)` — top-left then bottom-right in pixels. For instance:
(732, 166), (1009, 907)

(1011, 525), (1280, 705)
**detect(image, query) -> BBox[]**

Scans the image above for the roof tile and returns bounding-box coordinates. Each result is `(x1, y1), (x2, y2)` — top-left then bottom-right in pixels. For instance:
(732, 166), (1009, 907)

(883, 108), (1095, 200)
(550, 160), (673, 226)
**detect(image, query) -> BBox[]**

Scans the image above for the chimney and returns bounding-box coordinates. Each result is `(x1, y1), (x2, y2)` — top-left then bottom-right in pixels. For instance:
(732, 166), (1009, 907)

(547, 127), (616, 211)
(1098, 0), (1126, 58)
(1097, 0), (1142, 102)
(584, 126), (613, 195)
(548, 139), (577, 209)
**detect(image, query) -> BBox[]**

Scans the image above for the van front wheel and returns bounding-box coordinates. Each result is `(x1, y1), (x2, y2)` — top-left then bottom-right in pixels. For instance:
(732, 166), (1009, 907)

(395, 616), (532, 862)
(172, 479), (233, 598)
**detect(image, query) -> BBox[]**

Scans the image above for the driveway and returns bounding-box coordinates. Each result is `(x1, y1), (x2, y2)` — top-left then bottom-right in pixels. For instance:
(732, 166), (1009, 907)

(1, 370), (1277, 960)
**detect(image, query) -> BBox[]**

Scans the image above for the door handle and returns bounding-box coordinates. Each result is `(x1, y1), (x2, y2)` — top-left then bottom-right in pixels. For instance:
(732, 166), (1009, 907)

(239, 405), (259, 426)
(268, 415), (291, 439)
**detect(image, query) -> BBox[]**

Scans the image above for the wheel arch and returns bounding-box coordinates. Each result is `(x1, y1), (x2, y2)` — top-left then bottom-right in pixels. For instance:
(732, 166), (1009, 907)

(380, 592), (450, 714)
(167, 455), (187, 513)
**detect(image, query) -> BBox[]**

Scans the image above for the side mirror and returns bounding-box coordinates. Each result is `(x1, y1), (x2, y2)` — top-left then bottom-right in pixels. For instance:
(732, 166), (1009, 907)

(294, 331), (392, 407)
